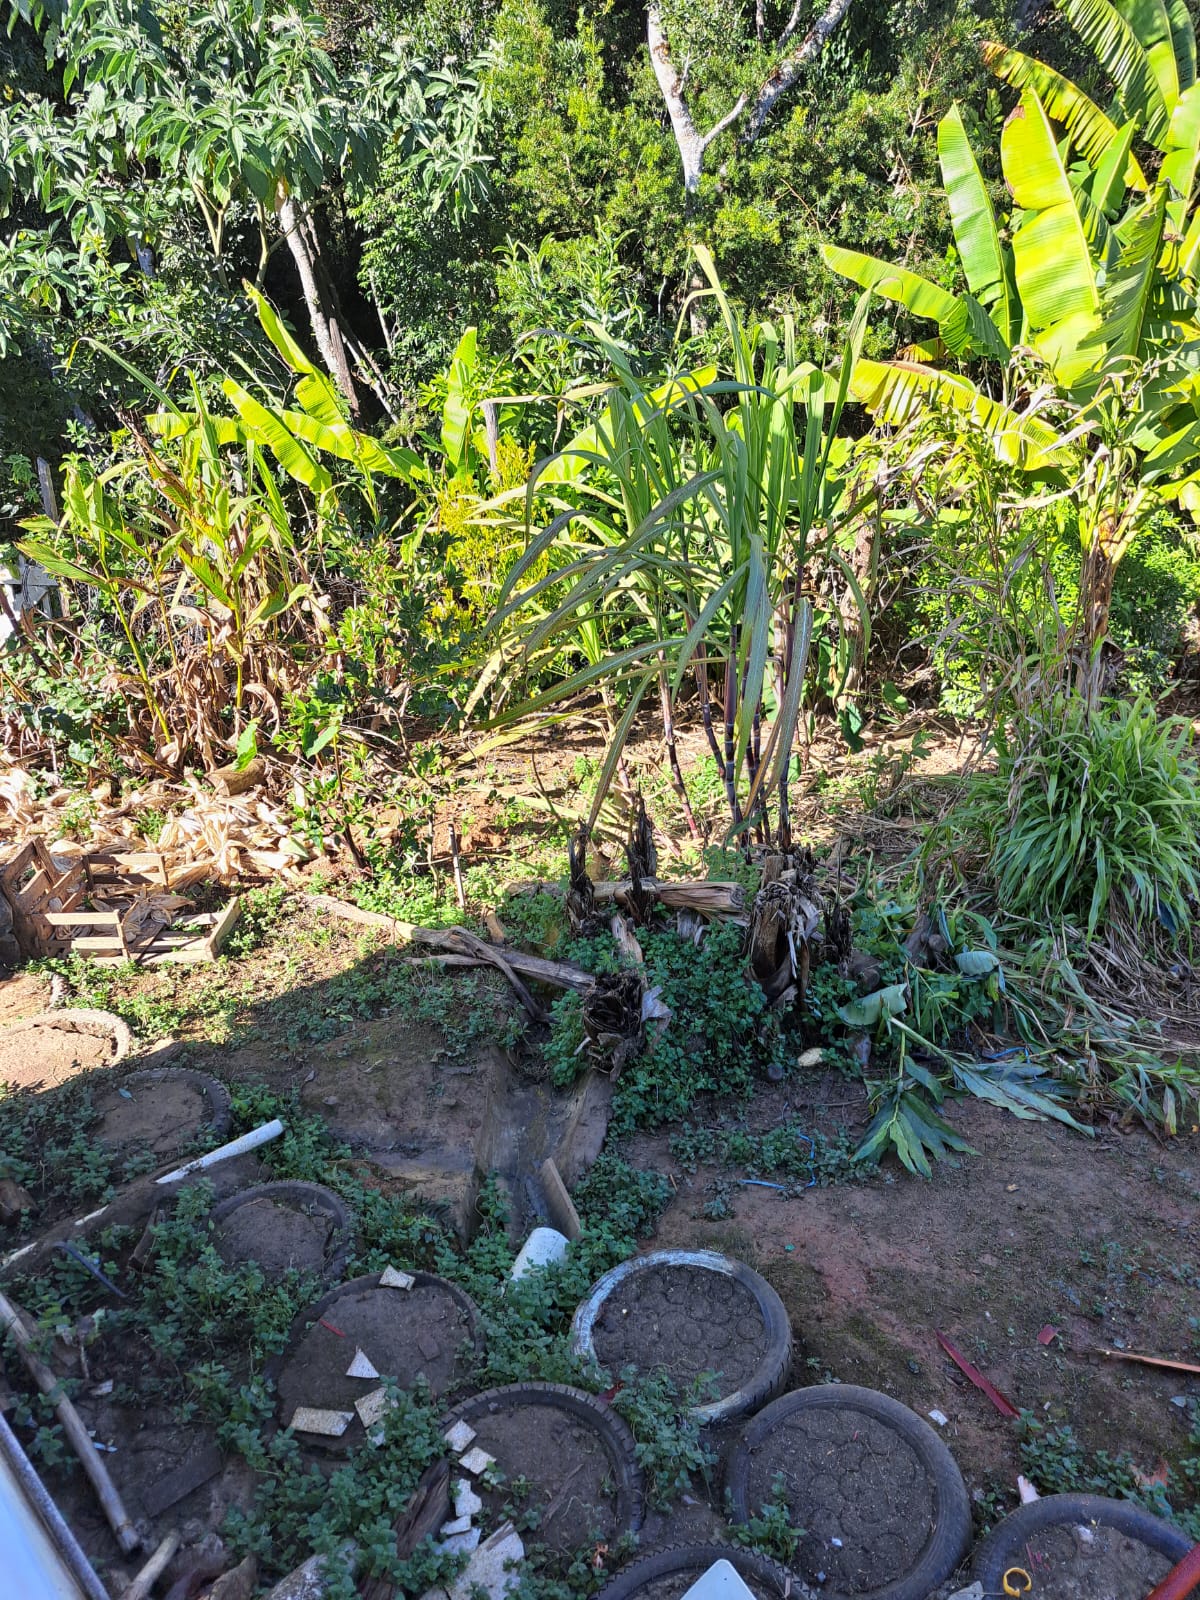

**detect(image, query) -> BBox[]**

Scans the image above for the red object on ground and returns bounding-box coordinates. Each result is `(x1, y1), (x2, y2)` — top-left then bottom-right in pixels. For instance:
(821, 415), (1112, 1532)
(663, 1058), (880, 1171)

(935, 1331), (1020, 1419)
(1144, 1544), (1200, 1600)
(1036, 1325), (1058, 1346)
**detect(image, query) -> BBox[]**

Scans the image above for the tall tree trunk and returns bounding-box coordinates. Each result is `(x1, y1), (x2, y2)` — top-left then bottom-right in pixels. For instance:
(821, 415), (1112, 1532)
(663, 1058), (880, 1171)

(276, 196), (361, 415)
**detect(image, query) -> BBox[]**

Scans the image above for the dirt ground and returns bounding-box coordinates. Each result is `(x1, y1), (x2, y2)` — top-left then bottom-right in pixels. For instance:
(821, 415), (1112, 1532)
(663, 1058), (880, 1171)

(627, 1082), (1200, 1506)
(2, 877), (1199, 1592)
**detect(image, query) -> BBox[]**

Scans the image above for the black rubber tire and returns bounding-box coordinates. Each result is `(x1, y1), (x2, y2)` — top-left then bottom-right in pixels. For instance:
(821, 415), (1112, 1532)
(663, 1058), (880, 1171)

(571, 1249), (793, 1424)
(726, 1384), (972, 1600)
(95, 1067), (232, 1145)
(971, 1493), (1192, 1592)
(267, 1270), (485, 1449)
(442, 1381), (645, 1537)
(595, 1543), (800, 1600)
(210, 1180), (356, 1281)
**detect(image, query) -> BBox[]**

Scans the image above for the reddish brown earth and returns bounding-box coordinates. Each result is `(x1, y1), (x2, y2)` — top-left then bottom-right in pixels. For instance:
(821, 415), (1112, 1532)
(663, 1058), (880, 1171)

(627, 1084), (1200, 1507)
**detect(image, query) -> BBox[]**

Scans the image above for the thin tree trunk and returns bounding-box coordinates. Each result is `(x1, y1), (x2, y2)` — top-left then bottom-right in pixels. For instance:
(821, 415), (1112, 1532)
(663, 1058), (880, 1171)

(275, 197), (361, 414)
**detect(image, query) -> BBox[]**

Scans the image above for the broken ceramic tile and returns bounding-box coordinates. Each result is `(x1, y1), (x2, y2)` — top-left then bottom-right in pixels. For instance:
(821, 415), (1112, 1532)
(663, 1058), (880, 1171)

(288, 1406), (354, 1437)
(439, 1527), (481, 1558)
(446, 1523), (524, 1600)
(439, 1515), (474, 1537)
(454, 1478), (483, 1519)
(443, 1419), (477, 1453)
(458, 1446), (496, 1476)
(379, 1266), (415, 1290)
(346, 1347), (380, 1380)
(354, 1387), (396, 1428)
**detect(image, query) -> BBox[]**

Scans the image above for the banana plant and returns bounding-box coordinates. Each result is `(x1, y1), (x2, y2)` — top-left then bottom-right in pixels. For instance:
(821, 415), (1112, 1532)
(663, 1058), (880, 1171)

(824, 88), (1200, 389)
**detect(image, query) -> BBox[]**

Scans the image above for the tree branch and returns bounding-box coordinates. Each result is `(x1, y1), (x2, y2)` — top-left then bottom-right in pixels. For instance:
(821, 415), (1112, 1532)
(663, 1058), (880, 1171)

(700, 94), (748, 152)
(743, 0), (856, 145)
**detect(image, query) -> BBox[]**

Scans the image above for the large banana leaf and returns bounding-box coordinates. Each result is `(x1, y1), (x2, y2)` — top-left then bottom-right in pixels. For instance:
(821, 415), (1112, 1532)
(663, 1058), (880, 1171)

(1002, 89), (1099, 330)
(1058, 0), (1170, 146)
(1162, 0), (1197, 90)
(1112, 0), (1180, 109)
(821, 242), (1009, 361)
(982, 41), (1148, 184)
(221, 379), (333, 495)
(848, 357), (1075, 471)
(938, 105), (1019, 346)
(1091, 121), (1142, 214)
(821, 243), (960, 324)
(1162, 82), (1200, 205)
(1081, 188), (1168, 361)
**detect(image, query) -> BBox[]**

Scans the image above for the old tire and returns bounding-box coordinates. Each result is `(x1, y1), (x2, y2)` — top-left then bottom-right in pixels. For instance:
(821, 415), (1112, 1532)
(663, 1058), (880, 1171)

(726, 1384), (972, 1600)
(270, 1271), (484, 1450)
(571, 1249), (792, 1424)
(596, 1543), (800, 1600)
(443, 1381), (645, 1539)
(971, 1493), (1192, 1594)
(210, 1180), (355, 1281)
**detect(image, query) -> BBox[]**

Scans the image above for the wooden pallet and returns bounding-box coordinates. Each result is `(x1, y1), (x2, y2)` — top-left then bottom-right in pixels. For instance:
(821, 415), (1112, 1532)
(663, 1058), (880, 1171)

(0, 838), (239, 964)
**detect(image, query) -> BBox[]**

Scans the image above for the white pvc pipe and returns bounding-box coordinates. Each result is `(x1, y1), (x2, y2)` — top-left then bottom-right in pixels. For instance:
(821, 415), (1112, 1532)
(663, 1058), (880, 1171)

(0, 1411), (109, 1600)
(155, 1118), (284, 1185)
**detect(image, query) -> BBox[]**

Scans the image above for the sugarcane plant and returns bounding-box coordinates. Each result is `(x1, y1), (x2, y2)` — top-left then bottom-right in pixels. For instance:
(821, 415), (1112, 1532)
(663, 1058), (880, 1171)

(469, 248), (873, 841)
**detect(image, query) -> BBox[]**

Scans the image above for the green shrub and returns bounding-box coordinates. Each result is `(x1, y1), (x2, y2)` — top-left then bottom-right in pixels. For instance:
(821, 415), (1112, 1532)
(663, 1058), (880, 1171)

(967, 698), (1200, 940)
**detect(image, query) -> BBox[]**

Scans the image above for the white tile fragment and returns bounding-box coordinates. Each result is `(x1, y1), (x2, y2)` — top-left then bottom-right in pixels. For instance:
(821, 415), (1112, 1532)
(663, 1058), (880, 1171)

(439, 1516), (473, 1537)
(379, 1266), (415, 1290)
(288, 1406), (353, 1437)
(354, 1387), (395, 1428)
(346, 1347), (380, 1379)
(443, 1419), (477, 1454)
(439, 1527), (481, 1558)
(446, 1523), (524, 1600)
(457, 1446), (495, 1476)
(454, 1478), (483, 1519)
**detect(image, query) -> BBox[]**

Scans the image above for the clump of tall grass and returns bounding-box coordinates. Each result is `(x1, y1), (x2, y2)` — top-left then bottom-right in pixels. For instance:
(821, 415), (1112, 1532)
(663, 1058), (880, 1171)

(965, 697), (1200, 941)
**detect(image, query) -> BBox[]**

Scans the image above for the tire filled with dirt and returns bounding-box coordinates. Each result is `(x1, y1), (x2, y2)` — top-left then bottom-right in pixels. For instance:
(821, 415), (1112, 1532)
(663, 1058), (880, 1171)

(726, 1384), (972, 1600)
(595, 1543), (801, 1600)
(441, 1382), (644, 1555)
(91, 1066), (231, 1161)
(210, 1180), (355, 1281)
(970, 1493), (1192, 1600)
(272, 1271), (483, 1450)
(571, 1249), (792, 1423)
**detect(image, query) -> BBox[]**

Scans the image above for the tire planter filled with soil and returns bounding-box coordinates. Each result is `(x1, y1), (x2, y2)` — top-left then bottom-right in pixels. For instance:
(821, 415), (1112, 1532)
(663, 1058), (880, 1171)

(0, 1008), (132, 1090)
(726, 1385), (971, 1600)
(273, 1272), (483, 1450)
(596, 1543), (801, 1600)
(210, 1181), (354, 1281)
(571, 1249), (792, 1424)
(91, 1066), (231, 1161)
(441, 1382), (644, 1555)
(970, 1493), (1192, 1600)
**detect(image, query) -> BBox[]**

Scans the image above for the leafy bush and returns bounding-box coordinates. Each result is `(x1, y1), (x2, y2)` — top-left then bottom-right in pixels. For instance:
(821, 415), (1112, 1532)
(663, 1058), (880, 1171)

(968, 699), (1200, 940)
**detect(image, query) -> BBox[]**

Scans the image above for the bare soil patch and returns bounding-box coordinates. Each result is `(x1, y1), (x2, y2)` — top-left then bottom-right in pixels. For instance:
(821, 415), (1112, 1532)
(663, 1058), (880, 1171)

(274, 1273), (480, 1448)
(1009, 1521), (1173, 1599)
(0, 1011), (123, 1089)
(627, 1083), (1200, 1504)
(591, 1260), (767, 1396)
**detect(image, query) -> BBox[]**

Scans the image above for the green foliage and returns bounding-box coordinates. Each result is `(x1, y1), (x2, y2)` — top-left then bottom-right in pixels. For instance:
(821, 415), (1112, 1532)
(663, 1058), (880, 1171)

(668, 1120), (868, 1187)
(608, 1368), (716, 1508)
(607, 919), (786, 1130)
(728, 1471), (803, 1565)
(1019, 1411), (1200, 1542)
(964, 698), (1200, 940)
